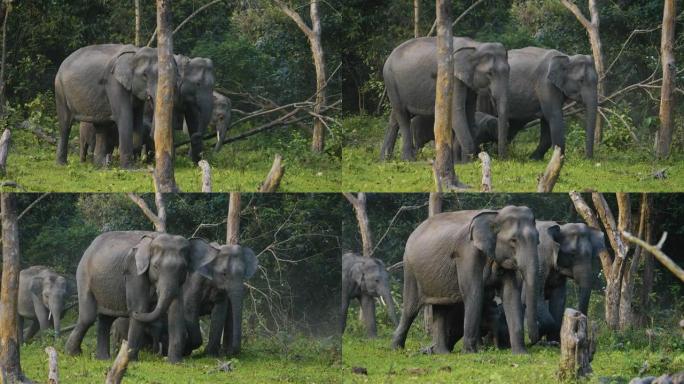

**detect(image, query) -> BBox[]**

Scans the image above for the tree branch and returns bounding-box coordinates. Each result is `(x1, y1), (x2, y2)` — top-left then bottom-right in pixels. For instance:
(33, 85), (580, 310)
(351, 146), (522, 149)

(622, 231), (683, 282)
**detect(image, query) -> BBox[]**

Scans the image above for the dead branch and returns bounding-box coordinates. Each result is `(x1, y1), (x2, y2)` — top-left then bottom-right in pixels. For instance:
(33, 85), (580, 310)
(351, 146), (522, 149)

(427, 0), (486, 36)
(622, 231), (684, 282)
(372, 202), (428, 254)
(478, 151), (492, 192)
(127, 193), (165, 232)
(147, 0), (225, 46)
(105, 340), (131, 384)
(0, 128), (10, 174)
(198, 160), (212, 193)
(537, 146), (564, 192)
(258, 154), (284, 193)
(45, 347), (58, 384)
(17, 193), (49, 221)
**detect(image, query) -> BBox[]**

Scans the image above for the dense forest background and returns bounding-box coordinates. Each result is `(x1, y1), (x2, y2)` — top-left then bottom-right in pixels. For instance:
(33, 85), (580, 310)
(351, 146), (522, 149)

(341, 0), (684, 149)
(11, 193), (342, 338)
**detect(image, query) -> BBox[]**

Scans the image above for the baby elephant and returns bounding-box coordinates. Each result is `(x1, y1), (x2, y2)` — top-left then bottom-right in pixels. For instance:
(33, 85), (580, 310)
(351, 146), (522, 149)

(111, 317), (169, 356)
(411, 112), (499, 153)
(341, 252), (397, 338)
(18, 266), (68, 342)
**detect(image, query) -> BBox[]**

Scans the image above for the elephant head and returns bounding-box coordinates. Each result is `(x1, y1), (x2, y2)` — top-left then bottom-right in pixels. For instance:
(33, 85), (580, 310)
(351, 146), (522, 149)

(469, 206), (541, 344)
(129, 234), (212, 323)
(547, 54), (599, 157)
(454, 42), (510, 157)
(211, 92), (232, 152)
(112, 46), (159, 105)
(188, 239), (258, 354)
(176, 55), (216, 162)
(30, 273), (67, 336)
(349, 256), (398, 326)
(547, 223), (605, 314)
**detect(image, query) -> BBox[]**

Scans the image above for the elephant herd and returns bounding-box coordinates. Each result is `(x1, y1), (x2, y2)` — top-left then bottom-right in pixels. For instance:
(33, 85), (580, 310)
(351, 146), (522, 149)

(55, 44), (232, 168)
(16, 230), (257, 364)
(381, 37), (599, 161)
(341, 205), (606, 355)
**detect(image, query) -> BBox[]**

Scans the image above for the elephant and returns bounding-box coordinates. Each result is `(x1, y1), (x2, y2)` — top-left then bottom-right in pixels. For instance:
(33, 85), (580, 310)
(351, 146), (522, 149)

(533, 221), (605, 341)
(391, 206), (541, 354)
(341, 252), (398, 338)
(478, 47), (598, 159)
(17, 266), (68, 342)
(111, 317), (168, 356)
(182, 240), (258, 356)
(55, 44), (160, 168)
(210, 91), (232, 152)
(65, 231), (217, 363)
(409, 112), (500, 152)
(381, 37), (510, 162)
(79, 122), (117, 163)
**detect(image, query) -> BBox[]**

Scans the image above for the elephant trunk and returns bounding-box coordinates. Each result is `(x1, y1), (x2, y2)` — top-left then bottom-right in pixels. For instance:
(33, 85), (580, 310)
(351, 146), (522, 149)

(574, 262), (593, 315)
(48, 296), (63, 337)
(213, 118), (229, 152)
(228, 287), (245, 354)
(132, 285), (176, 323)
(522, 247), (540, 345)
(380, 286), (398, 326)
(493, 78), (509, 158)
(582, 87), (598, 158)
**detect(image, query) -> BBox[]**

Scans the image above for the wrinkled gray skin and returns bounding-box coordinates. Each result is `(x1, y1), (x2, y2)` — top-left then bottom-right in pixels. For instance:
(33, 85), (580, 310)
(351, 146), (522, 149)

(534, 221), (605, 341)
(479, 298), (510, 349)
(409, 112), (499, 152)
(391, 206), (540, 354)
(65, 231), (216, 363)
(210, 92), (232, 152)
(381, 37), (510, 161)
(79, 122), (117, 163)
(111, 317), (168, 356)
(17, 266), (68, 342)
(183, 241), (258, 356)
(478, 47), (598, 159)
(341, 253), (398, 338)
(55, 44), (159, 168)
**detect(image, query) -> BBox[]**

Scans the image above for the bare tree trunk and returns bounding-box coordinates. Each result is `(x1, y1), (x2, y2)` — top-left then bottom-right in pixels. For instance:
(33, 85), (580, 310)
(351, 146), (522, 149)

(0, 192), (31, 384)
(414, 0), (420, 37)
(640, 215), (654, 324)
(134, 0), (141, 46)
(561, 0), (605, 148)
(343, 193), (373, 257)
(44, 347), (58, 384)
(226, 192), (240, 245)
(619, 194), (650, 329)
(274, 1), (327, 153)
(154, 0), (178, 192)
(558, 309), (596, 381)
(0, 128), (11, 175)
(424, 192), (442, 333)
(433, 0), (460, 190)
(656, 0), (676, 158)
(0, 2), (10, 114)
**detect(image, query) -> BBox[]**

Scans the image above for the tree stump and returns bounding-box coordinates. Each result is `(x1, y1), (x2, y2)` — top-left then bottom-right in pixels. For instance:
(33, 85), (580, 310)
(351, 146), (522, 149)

(558, 308), (597, 381)
(478, 151), (492, 192)
(105, 340), (131, 384)
(198, 160), (212, 192)
(537, 145), (564, 192)
(45, 347), (58, 384)
(258, 154), (284, 192)
(0, 128), (11, 175)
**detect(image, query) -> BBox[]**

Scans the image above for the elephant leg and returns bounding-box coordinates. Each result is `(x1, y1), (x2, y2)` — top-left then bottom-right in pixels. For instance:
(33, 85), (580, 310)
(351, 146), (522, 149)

(501, 274), (526, 354)
(540, 100), (565, 157)
(340, 292), (350, 334)
(166, 298), (185, 363)
(24, 319), (40, 342)
(463, 88), (478, 160)
(430, 305), (451, 354)
(111, 99), (135, 169)
(451, 81), (476, 160)
(380, 111), (400, 160)
(531, 119), (552, 160)
(17, 317), (23, 344)
(65, 289), (97, 356)
(391, 271), (421, 349)
(221, 299), (234, 354)
(205, 300), (228, 356)
(96, 314), (114, 360)
(547, 284), (567, 342)
(395, 110), (415, 161)
(55, 88), (72, 165)
(456, 248), (484, 353)
(360, 294), (377, 338)
(93, 124), (112, 166)
(445, 303), (464, 352)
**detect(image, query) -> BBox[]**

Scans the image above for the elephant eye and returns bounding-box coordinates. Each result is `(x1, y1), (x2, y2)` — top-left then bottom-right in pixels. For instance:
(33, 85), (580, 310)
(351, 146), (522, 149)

(509, 238), (517, 245)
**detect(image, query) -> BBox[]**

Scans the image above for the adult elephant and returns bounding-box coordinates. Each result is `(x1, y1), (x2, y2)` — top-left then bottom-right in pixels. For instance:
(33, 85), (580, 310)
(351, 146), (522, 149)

(409, 112), (499, 152)
(183, 240), (258, 356)
(381, 37), (510, 161)
(478, 47), (598, 159)
(17, 266), (68, 342)
(391, 206), (541, 354)
(55, 44), (159, 168)
(341, 252), (398, 338)
(535, 221), (605, 341)
(65, 231), (216, 363)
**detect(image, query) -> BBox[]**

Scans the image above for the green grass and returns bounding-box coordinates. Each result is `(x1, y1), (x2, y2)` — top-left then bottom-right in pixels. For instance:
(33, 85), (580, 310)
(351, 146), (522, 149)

(1, 124), (341, 192)
(342, 321), (684, 384)
(20, 329), (341, 383)
(342, 115), (684, 192)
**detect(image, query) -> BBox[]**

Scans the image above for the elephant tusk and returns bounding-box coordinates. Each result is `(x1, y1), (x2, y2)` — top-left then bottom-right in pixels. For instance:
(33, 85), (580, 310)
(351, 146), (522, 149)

(379, 296), (386, 307)
(48, 311), (52, 321)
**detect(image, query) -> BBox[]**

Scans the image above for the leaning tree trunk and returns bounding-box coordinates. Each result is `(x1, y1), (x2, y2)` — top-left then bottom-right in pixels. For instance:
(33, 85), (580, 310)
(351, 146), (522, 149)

(226, 192), (240, 246)
(154, 0), (179, 192)
(0, 192), (31, 383)
(656, 0), (676, 158)
(343, 193), (373, 257)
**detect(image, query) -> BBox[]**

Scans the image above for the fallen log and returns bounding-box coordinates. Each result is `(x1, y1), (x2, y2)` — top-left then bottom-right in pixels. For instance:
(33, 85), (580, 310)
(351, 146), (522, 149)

(537, 146), (564, 193)
(105, 340), (131, 384)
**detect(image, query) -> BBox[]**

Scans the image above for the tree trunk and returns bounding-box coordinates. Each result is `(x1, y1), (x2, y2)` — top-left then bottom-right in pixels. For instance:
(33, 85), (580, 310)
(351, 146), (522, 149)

(424, 192), (442, 333)
(558, 309), (596, 381)
(226, 192), (240, 246)
(154, 0), (178, 192)
(0, 128), (11, 175)
(45, 347), (58, 384)
(537, 146), (564, 193)
(198, 160), (211, 192)
(0, 192), (31, 384)
(433, 0), (460, 190)
(134, 0), (141, 46)
(343, 193), (373, 257)
(619, 194), (650, 329)
(655, 0), (676, 158)
(413, 0), (420, 37)
(258, 154), (284, 192)
(478, 152), (492, 192)
(0, 2), (10, 114)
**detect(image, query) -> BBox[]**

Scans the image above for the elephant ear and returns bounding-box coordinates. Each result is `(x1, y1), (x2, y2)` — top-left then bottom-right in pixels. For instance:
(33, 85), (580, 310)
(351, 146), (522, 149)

(111, 47), (138, 91)
(350, 262), (366, 291)
(547, 55), (570, 94)
(132, 236), (154, 276)
(453, 46), (477, 89)
(546, 224), (563, 267)
(468, 210), (500, 258)
(30, 276), (44, 297)
(589, 227), (606, 255)
(241, 247), (258, 280)
(188, 238), (219, 280)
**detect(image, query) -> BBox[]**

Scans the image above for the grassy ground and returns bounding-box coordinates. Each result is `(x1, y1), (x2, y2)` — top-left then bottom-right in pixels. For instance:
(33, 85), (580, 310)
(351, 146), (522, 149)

(1, 123), (341, 192)
(342, 318), (684, 384)
(342, 115), (684, 192)
(20, 329), (341, 383)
